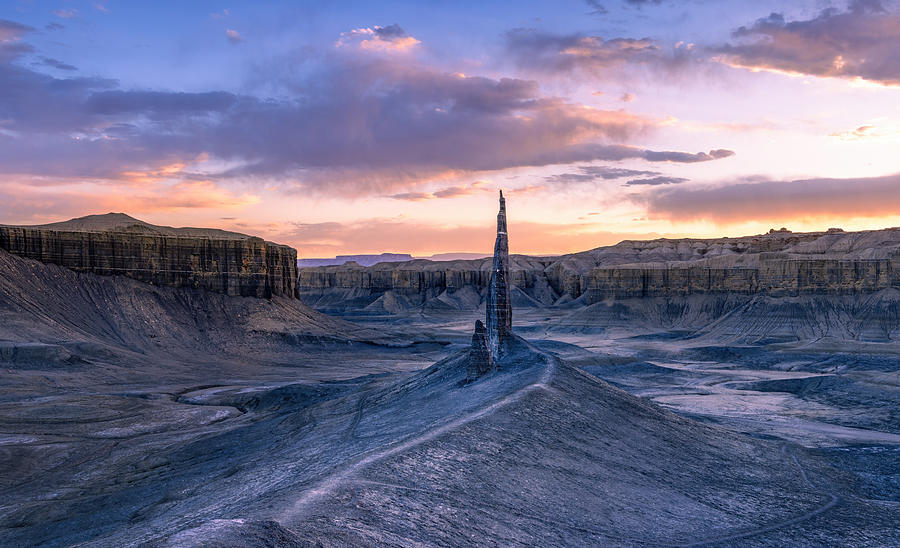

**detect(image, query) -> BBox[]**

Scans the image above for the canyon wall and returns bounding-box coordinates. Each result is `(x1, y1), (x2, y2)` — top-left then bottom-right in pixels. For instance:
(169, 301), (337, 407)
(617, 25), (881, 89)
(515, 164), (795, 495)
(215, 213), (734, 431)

(0, 215), (297, 299)
(584, 255), (900, 301)
(297, 228), (900, 312)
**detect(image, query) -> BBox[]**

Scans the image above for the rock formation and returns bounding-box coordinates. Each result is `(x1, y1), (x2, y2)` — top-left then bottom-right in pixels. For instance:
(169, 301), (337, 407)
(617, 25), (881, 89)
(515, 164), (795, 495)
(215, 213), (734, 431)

(0, 213), (298, 299)
(485, 190), (513, 358)
(298, 227), (900, 311)
(467, 191), (512, 380)
(466, 320), (493, 381)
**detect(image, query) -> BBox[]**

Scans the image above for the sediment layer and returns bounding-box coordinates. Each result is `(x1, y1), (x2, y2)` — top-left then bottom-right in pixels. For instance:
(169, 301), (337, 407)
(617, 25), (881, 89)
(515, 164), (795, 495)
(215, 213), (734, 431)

(0, 214), (297, 299)
(297, 228), (900, 311)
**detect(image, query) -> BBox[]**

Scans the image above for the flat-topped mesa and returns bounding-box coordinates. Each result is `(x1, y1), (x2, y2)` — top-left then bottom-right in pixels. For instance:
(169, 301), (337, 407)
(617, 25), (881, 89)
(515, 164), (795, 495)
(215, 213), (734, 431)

(467, 191), (512, 381)
(0, 213), (297, 299)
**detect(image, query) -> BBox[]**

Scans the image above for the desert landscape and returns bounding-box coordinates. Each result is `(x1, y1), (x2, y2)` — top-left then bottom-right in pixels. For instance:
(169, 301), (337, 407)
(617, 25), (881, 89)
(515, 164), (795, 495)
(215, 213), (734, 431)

(0, 195), (897, 546)
(1, 1), (899, 546)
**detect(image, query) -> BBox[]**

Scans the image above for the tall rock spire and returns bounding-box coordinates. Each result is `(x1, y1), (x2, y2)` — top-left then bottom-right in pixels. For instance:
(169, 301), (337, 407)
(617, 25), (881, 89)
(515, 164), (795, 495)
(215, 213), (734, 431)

(485, 190), (512, 359)
(466, 190), (513, 382)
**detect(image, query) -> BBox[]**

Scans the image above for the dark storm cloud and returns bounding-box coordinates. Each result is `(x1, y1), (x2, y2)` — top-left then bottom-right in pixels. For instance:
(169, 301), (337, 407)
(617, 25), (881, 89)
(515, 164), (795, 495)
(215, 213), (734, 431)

(625, 176), (688, 186)
(642, 173), (900, 222)
(714, 1), (900, 85)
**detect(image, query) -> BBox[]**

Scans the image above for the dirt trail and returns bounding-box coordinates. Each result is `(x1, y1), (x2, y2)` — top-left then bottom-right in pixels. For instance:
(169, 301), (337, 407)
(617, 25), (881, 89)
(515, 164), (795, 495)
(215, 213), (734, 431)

(277, 347), (558, 524)
(674, 445), (840, 547)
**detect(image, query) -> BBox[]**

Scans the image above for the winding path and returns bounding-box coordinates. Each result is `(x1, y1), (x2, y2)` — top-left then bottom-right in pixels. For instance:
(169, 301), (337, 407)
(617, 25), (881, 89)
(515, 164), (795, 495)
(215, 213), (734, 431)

(277, 347), (558, 523)
(674, 445), (841, 547)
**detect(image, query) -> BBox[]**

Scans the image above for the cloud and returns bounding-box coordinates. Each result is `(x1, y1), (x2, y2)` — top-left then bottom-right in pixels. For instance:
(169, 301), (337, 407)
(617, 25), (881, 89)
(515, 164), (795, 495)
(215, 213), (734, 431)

(0, 23), (733, 199)
(52, 9), (78, 19)
(225, 29), (243, 44)
(0, 18), (33, 42)
(503, 28), (691, 76)
(389, 192), (432, 201)
(625, 176), (689, 186)
(39, 57), (77, 71)
(86, 90), (237, 115)
(642, 172), (900, 223)
(829, 124), (886, 140)
(584, 0), (608, 15)
(94, 3), (109, 13)
(390, 181), (490, 201)
(545, 165), (660, 184)
(336, 24), (420, 52)
(714, 2), (900, 85)
(45, 22), (65, 31)
(641, 148), (734, 162)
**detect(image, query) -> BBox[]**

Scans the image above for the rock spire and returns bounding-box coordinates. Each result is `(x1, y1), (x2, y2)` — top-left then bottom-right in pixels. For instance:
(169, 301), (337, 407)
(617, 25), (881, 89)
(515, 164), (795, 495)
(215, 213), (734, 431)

(486, 190), (512, 358)
(467, 190), (512, 381)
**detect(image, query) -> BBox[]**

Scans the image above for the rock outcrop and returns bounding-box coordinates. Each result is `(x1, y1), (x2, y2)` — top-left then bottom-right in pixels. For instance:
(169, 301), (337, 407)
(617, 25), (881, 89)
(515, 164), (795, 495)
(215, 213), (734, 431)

(466, 320), (493, 381)
(485, 190), (512, 358)
(298, 227), (900, 312)
(0, 213), (298, 299)
(467, 192), (512, 381)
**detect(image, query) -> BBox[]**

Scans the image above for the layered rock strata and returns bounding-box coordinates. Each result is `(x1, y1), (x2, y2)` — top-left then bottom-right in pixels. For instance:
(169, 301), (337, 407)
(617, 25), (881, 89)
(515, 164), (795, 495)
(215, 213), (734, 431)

(298, 228), (900, 311)
(0, 213), (297, 299)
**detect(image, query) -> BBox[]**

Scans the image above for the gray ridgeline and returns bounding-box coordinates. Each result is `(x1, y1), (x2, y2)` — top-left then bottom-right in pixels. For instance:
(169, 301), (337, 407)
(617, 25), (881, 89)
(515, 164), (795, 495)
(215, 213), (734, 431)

(467, 191), (512, 381)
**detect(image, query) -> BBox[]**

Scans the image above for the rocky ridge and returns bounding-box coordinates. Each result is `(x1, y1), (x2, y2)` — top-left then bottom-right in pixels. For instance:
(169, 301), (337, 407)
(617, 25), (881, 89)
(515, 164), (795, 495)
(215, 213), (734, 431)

(297, 227), (900, 312)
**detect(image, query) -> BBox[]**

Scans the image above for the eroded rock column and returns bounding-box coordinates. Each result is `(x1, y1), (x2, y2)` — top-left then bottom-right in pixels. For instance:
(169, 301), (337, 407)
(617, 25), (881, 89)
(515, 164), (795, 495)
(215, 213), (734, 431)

(467, 191), (512, 381)
(485, 190), (512, 359)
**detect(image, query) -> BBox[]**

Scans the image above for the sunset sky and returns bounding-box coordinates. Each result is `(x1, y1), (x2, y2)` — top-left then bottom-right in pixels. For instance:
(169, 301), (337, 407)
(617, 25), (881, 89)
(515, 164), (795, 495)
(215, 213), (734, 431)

(2, 0), (900, 256)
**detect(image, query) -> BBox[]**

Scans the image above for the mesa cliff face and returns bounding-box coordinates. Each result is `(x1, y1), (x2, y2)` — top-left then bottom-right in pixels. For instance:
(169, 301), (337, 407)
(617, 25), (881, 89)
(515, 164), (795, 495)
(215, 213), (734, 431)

(0, 214), (297, 299)
(297, 227), (900, 312)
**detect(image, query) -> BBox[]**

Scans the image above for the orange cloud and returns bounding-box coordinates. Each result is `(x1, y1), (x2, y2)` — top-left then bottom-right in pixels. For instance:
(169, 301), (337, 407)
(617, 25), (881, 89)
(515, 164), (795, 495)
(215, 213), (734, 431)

(0, 178), (258, 225)
(119, 162), (187, 185)
(336, 24), (420, 52)
(642, 172), (900, 224)
(389, 181), (493, 201)
(281, 217), (678, 256)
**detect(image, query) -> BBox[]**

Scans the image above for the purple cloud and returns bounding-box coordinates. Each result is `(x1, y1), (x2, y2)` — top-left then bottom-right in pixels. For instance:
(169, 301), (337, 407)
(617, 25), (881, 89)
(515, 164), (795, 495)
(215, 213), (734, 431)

(715, 2), (900, 85)
(0, 19), (735, 197)
(643, 172), (900, 222)
(546, 165), (660, 184)
(625, 176), (689, 186)
(503, 28), (691, 76)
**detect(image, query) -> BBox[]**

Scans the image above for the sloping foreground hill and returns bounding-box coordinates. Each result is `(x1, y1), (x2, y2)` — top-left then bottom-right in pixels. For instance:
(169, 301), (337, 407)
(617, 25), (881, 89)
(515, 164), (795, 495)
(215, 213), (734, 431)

(3, 335), (892, 546)
(0, 248), (385, 382)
